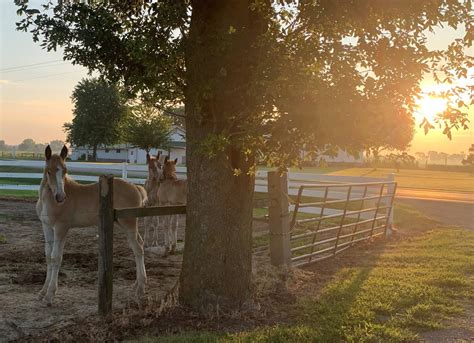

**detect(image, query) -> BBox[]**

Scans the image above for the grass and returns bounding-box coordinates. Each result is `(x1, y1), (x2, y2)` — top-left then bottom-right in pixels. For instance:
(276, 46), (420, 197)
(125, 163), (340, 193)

(138, 204), (474, 342)
(0, 189), (38, 198)
(330, 167), (474, 192)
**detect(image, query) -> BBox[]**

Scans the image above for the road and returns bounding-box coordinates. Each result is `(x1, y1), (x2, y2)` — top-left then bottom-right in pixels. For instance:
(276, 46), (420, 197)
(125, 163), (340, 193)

(396, 187), (473, 203)
(396, 188), (474, 230)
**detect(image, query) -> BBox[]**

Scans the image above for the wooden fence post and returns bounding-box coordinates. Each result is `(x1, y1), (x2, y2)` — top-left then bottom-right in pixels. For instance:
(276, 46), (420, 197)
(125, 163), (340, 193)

(268, 171), (291, 267)
(386, 173), (395, 237)
(98, 175), (114, 316)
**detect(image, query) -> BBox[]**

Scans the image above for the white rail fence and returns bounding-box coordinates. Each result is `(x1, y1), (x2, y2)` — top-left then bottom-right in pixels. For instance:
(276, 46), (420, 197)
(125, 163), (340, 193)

(0, 160), (394, 221)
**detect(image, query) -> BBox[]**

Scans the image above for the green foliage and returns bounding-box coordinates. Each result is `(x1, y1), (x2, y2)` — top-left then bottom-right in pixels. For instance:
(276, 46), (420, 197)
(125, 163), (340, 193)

(15, 1), (473, 168)
(124, 103), (172, 152)
(63, 78), (127, 159)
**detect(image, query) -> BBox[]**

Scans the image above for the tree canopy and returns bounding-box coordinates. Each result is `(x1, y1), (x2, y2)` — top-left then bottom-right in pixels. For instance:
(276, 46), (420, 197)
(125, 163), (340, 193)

(64, 77), (127, 160)
(124, 103), (172, 153)
(15, 1), (472, 167)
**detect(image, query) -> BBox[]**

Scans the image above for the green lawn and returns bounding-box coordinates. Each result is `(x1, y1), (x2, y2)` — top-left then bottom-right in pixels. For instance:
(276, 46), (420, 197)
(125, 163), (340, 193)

(329, 167), (474, 192)
(0, 189), (38, 198)
(138, 204), (474, 342)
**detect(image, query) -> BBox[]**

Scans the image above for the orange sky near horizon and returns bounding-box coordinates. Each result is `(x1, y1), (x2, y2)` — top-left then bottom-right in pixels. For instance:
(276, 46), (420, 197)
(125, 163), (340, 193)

(0, 1), (472, 154)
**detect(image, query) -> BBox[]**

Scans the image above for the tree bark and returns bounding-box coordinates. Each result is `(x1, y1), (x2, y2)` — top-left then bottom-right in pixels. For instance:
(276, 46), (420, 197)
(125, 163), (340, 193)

(179, 0), (267, 310)
(93, 144), (98, 161)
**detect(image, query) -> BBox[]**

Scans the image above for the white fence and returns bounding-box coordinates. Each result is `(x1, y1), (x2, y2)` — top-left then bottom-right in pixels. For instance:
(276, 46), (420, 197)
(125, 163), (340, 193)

(0, 160), (394, 222)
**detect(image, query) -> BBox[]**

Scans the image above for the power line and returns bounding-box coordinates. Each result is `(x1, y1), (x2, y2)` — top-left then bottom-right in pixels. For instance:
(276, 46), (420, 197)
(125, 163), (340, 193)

(12, 70), (85, 82)
(1, 61), (70, 74)
(0, 59), (65, 72)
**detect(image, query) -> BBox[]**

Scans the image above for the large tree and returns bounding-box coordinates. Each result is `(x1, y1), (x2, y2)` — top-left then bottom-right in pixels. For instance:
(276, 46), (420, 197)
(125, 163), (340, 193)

(64, 78), (127, 160)
(125, 103), (172, 153)
(16, 0), (473, 310)
(18, 138), (36, 151)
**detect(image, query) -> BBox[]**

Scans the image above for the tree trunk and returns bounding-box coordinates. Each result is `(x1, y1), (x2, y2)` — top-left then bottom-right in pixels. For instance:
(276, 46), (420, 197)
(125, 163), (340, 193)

(179, 0), (266, 310)
(92, 144), (98, 161)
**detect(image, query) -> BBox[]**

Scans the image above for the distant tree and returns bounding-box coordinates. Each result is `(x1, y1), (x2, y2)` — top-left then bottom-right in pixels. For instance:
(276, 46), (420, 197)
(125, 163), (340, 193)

(427, 151), (440, 163)
(462, 145), (474, 168)
(64, 78), (126, 161)
(33, 143), (47, 153)
(0, 140), (6, 151)
(125, 103), (172, 153)
(385, 152), (416, 172)
(438, 152), (448, 166)
(365, 106), (415, 168)
(18, 138), (36, 151)
(49, 140), (65, 152)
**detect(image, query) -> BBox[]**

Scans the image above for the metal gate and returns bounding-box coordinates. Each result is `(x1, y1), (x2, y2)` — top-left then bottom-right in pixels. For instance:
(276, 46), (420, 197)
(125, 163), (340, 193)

(289, 181), (397, 267)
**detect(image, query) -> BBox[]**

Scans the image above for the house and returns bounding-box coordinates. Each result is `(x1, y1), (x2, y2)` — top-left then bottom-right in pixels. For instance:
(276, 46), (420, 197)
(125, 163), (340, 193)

(300, 148), (365, 165)
(70, 126), (186, 164)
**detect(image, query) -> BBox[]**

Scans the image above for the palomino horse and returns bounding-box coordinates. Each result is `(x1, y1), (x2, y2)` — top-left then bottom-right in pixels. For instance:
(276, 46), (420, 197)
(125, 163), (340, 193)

(143, 152), (162, 247)
(36, 145), (148, 306)
(158, 156), (187, 255)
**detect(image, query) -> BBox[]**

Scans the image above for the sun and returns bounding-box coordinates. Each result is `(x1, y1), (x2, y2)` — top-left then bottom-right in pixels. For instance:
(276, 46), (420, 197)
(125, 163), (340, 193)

(414, 95), (448, 123)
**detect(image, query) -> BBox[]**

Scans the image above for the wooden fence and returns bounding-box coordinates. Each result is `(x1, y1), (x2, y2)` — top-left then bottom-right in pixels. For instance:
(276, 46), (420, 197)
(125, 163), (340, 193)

(97, 175), (185, 315)
(1, 160), (397, 314)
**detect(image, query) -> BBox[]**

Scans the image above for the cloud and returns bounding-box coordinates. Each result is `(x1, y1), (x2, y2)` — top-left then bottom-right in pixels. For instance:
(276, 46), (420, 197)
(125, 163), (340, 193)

(0, 79), (10, 84)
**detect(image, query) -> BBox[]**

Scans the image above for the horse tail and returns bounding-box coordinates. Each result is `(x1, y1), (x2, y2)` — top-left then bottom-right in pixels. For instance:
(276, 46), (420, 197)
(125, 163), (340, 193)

(135, 184), (148, 207)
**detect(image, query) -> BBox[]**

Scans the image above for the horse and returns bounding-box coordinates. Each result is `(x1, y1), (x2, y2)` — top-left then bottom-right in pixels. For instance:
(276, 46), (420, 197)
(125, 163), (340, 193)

(157, 156), (187, 255)
(36, 145), (148, 306)
(143, 152), (162, 247)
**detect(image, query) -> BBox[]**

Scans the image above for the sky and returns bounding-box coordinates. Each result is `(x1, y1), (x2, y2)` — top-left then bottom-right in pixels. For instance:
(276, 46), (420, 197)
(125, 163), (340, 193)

(0, 1), (472, 154)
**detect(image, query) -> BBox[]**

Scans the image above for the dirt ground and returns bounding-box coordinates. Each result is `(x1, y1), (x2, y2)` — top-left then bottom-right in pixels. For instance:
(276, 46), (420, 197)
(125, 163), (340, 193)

(0, 198), (186, 342)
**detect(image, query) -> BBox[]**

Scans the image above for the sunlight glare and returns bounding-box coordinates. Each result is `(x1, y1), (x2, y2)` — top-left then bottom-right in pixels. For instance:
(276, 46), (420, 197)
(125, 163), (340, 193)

(415, 95), (448, 123)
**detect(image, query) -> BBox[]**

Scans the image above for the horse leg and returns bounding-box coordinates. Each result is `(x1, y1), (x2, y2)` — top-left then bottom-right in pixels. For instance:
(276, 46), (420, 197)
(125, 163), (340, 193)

(152, 216), (159, 247)
(170, 214), (178, 254)
(43, 224), (68, 306)
(38, 222), (54, 300)
(143, 217), (149, 247)
(120, 218), (147, 297)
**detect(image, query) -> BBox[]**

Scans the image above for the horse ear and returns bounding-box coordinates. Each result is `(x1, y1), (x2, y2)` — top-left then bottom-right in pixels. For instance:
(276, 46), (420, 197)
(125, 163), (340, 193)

(60, 145), (68, 160)
(164, 156), (169, 163)
(146, 153), (150, 164)
(45, 145), (52, 161)
(174, 158), (178, 165)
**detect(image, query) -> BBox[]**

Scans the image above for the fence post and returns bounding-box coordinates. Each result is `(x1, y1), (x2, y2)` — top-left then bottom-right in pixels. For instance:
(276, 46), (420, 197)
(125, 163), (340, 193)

(268, 171), (291, 267)
(98, 175), (114, 316)
(122, 161), (128, 180)
(386, 173), (395, 237)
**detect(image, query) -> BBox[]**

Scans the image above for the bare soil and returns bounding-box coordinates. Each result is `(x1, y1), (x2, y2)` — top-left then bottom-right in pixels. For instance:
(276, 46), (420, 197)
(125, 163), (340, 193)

(0, 198), (184, 342)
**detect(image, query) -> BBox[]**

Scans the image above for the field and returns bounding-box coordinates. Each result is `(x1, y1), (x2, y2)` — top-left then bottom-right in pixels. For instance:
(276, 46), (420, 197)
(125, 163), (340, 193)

(0, 196), (472, 341)
(329, 168), (473, 192)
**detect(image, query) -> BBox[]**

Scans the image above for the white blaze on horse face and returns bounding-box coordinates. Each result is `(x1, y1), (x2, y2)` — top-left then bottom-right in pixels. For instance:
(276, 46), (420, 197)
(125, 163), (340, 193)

(47, 164), (66, 204)
(55, 167), (66, 203)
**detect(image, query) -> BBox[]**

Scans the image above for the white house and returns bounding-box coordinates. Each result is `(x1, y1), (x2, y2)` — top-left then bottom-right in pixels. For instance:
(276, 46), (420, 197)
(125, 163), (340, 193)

(300, 148), (365, 164)
(70, 126), (186, 164)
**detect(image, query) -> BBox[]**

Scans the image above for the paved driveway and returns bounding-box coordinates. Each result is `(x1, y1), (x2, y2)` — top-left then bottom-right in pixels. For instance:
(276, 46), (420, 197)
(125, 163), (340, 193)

(396, 197), (474, 230)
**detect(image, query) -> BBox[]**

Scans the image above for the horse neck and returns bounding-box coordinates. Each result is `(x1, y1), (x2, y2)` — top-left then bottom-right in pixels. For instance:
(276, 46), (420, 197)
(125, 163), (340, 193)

(146, 175), (159, 189)
(164, 171), (178, 181)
